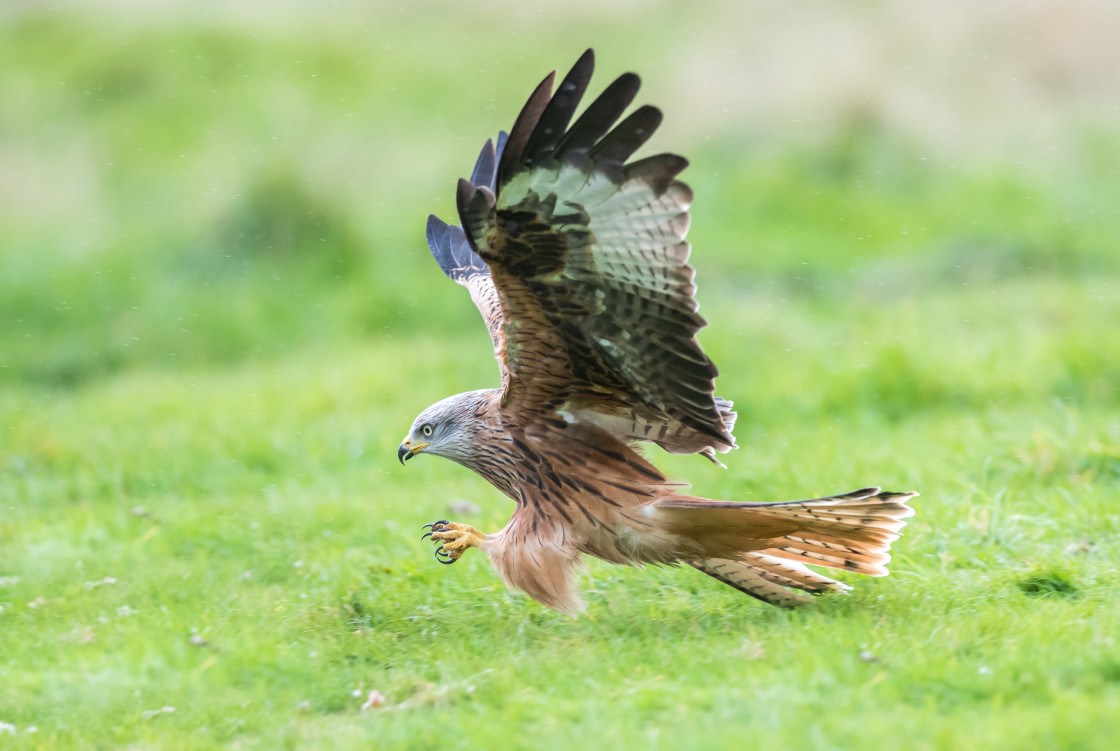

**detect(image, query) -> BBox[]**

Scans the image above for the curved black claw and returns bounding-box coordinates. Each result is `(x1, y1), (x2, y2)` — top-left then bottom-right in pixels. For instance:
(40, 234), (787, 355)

(424, 520), (458, 564)
(421, 520), (449, 541)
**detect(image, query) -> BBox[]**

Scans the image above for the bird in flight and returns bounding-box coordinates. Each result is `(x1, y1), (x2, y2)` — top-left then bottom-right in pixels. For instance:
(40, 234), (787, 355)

(399, 49), (917, 615)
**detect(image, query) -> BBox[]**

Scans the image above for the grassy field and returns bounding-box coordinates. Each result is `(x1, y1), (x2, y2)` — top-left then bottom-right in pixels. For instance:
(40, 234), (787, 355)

(2, 2), (1119, 749)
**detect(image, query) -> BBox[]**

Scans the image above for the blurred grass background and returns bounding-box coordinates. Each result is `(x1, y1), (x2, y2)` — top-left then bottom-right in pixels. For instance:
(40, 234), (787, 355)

(1, 1), (1118, 749)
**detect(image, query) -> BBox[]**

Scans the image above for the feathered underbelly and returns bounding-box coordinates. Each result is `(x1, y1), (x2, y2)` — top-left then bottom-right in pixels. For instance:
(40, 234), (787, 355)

(568, 495), (692, 566)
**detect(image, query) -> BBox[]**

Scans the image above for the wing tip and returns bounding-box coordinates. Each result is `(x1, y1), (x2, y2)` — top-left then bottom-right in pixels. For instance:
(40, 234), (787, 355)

(426, 212), (488, 284)
(468, 138), (498, 189)
(498, 69), (558, 180)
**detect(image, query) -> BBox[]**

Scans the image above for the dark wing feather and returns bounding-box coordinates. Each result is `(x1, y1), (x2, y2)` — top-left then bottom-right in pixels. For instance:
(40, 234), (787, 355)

(586, 105), (662, 164)
(428, 136), (504, 283)
(454, 49), (737, 459)
(425, 214), (486, 283)
(496, 72), (555, 184)
(521, 48), (595, 167)
(557, 72), (641, 154)
(468, 136), (497, 187)
(426, 137), (509, 382)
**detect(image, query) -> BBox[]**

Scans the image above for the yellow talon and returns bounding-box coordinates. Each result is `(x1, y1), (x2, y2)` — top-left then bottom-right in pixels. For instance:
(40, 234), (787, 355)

(428, 522), (485, 561)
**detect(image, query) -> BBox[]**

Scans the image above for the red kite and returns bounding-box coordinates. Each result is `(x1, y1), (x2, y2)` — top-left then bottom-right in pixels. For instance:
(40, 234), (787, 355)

(400, 50), (916, 615)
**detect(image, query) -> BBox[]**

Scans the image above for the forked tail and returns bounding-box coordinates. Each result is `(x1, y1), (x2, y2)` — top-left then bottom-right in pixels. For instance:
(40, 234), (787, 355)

(656, 487), (917, 607)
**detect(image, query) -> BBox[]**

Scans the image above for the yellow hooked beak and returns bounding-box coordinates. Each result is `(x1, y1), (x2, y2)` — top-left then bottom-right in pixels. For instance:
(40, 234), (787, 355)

(397, 436), (429, 465)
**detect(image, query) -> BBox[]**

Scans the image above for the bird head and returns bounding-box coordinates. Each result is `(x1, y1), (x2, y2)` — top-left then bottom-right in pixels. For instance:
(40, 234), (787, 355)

(398, 390), (491, 466)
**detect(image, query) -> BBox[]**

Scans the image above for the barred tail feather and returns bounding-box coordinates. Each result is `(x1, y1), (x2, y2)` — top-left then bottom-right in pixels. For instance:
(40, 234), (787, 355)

(689, 557), (813, 608)
(690, 552), (851, 608)
(756, 488), (916, 577)
(661, 487), (917, 605)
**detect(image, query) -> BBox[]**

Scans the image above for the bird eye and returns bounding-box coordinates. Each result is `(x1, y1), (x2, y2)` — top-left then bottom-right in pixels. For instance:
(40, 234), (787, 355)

(421, 424), (433, 437)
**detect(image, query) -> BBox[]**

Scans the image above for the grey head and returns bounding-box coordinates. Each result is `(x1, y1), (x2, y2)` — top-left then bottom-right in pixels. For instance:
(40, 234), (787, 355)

(397, 389), (496, 467)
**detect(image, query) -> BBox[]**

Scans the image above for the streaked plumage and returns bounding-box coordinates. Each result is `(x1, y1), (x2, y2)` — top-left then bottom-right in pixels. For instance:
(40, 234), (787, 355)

(401, 50), (917, 616)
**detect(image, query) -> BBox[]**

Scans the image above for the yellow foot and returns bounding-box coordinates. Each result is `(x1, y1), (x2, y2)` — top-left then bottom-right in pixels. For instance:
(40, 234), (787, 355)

(420, 521), (485, 564)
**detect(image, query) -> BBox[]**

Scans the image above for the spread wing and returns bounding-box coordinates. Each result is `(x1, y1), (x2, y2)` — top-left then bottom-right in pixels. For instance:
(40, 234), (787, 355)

(426, 49), (736, 460)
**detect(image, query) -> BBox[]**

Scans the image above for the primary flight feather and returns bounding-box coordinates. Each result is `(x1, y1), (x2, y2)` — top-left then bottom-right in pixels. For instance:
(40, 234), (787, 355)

(401, 49), (917, 615)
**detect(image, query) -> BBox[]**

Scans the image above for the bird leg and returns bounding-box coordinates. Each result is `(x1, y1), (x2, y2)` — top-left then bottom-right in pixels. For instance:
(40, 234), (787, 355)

(421, 520), (486, 564)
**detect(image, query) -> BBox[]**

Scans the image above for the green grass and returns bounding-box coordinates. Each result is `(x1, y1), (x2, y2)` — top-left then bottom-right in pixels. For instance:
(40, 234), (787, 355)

(2, 3), (1119, 749)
